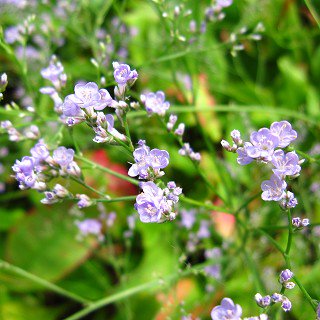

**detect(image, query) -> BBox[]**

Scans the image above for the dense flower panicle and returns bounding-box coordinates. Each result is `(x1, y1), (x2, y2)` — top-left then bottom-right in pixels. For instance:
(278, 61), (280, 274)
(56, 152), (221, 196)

(270, 121), (297, 148)
(211, 298), (242, 320)
(261, 174), (287, 201)
(140, 91), (170, 116)
(134, 181), (181, 223)
(65, 82), (113, 111)
(271, 150), (301, 177)
(223, 121), (302, 206)
(112, 61), (138, 86)
(128, 140), (169, 179)
(53, 147), (74, 167)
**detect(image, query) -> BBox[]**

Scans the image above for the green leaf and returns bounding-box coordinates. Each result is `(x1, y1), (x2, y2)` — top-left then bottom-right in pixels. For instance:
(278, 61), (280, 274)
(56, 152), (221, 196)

(3, 204), (95, 291)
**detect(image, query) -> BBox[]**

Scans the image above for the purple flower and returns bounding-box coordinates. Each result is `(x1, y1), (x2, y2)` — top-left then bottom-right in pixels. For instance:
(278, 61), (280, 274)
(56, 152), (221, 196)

(76, 219), (103, 241)
(140, 91), (170, 116)
(67, 82), (113, 110)
(41, 56), (66, 89)
(211, 298), (242, 320)
(236, 142), (254, 165)
(261, 174), (287, 201)
(5, 26), (22, 44)
(271, 150), (301, 177)
(128, 141), (169, 179)
(53, 146), (74, 167)
(180, 209), (196, 229)
(270, 121), (297, 148)
(246, 128), (279, 161)
(62, 96), (83, 117)
(12, 156), (34, 176)
(146, 149), (169, 169)
(316, 303), (320, 319)
(217, 0), (233, 8)
(197, 220), (210, 239)
(128, 142), (150, 179)
(205, 264), (221, 279)
(113, 61), (138, 86)
(134, 181), (166, 223)
(30, 142), (49, 163)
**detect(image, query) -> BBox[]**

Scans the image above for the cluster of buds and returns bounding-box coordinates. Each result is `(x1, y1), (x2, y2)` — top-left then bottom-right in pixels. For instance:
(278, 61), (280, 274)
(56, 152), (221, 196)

(279, 269), (295, 289)
(255, 292), (292, 312)
(292, 217), (310, 229)
(40, 55), (67, 91)
(167, 114), (201, 162)
(1, 121), (40, 142)
(12, 142), (81, 206)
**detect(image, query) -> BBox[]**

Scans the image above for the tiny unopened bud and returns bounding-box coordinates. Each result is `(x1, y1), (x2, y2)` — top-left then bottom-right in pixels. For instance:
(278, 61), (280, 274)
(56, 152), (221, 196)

(284, 281), (295, 290)
(174, 123), (185, 136)
(53, 184), (69, 198)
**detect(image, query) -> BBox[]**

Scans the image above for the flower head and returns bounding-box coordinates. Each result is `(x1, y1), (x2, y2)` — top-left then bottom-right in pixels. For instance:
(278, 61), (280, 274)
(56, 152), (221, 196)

(66, 82), (113, 111)
(140, 91), (170, 116)
(113, 62), (138, 86)
(271, 150), (301, 177)
(270, 121), (297, 148)
(261, 174), (286, 201)
(53, 146), (74, 167)
(246, 128), (279, 162)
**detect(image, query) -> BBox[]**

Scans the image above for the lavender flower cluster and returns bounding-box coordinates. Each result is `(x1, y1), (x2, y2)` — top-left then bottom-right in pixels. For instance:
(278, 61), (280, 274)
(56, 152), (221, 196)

(134, 181), (181, 223)
(12, 142), (80, 204)
(222, 121), (302, 208)
(129, 141), (182, 223)
(128, 140), (169, 180)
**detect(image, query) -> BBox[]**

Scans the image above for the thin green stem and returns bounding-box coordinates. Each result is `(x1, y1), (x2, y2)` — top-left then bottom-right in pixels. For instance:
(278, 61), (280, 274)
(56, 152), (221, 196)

(128, 105), (320, 127)
(70, 176), (107, 198)
(285, 209), (293, 256)
(0, 259), (90, 305)
(253, 228), (285, 254)
(95, 195), (136, 203)
(122, 113), (134, 151)
(74, 155), (139, 186)
(293, 276), (317, 311)
(64, 261), (213, 320)
(180, 196), (232, 214)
